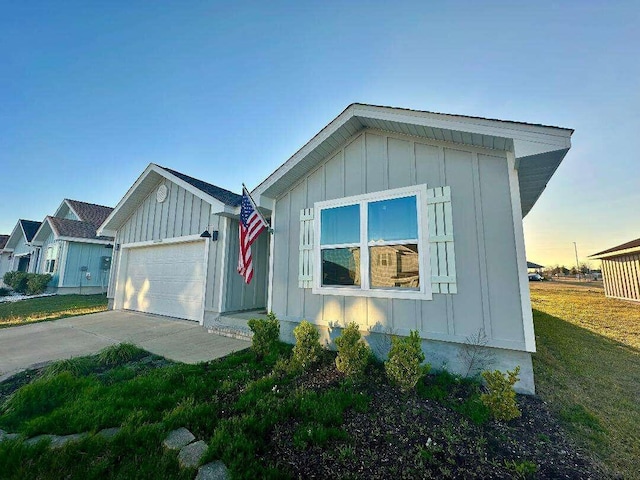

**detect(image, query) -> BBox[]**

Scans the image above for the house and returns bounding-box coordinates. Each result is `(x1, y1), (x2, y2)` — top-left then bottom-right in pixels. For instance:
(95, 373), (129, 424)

(100, 104), (573, 394)
(0, 234), (10, 286)
(589, 237), (640, 302)
(30, 199), (115, 294)
(1, 220), (42, 277)
(98, 165), (268, 322)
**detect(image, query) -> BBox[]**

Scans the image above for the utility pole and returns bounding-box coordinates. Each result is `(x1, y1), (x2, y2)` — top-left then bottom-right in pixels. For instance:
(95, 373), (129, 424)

(573, 242), (580, 281)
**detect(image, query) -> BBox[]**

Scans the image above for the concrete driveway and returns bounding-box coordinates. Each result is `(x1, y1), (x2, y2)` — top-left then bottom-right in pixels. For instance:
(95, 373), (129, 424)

(0, 310), (250, 381)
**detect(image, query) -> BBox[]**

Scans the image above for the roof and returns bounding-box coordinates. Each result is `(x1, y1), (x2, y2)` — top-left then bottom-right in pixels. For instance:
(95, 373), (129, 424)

(590, 237), (640, 259)
(253, 103), (573, 218)
(98, 164), (242, 236)
(158, 167), (241, 206)
(0, 235), (9, 250)
(20, 220), (42, 242)
(527, 261), (544, 269)
(65, 200), (114, 228)
(47, 216), (113, 242)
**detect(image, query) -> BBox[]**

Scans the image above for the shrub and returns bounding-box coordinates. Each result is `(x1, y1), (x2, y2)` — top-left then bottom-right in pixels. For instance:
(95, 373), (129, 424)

(26, 274), (52, 295)
(3, 271), (29, 294)
(481, 366), (521, 421)
(0, 287), (10, 297)
(292, 320), (322, 369)
(385, 330), (430, 392)
(247, 312), (280, 359)
(2, 272), (52, 295)
(335, 322), (370, 378)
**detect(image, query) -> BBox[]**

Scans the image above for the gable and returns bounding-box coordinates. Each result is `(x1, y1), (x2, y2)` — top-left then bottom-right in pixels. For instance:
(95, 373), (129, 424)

(99, 164), (237, 236)
(116, 177), (212, 244)
(253, 103), (572, 218)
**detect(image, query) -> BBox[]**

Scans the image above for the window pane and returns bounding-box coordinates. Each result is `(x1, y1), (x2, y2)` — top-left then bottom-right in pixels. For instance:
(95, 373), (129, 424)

(322, 248), (361, 286)
(368, 196), (417, 242)
(369, 244), (419, 289)
(321, 204), (360, 245)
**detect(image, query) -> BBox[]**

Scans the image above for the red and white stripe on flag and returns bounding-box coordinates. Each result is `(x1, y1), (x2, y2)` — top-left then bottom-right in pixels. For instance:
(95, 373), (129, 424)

(237, 186), (268, 284)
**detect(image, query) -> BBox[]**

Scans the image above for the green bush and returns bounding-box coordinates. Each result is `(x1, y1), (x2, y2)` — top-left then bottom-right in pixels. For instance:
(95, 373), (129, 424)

(385, 330), (430, 392)
(481, 366), (521, 421)
(247, 312), (280, 359)
(292, 320), (322, 369)
(26, 274), (52, 295)
(3, 271), (29, 294)
(2, 272), (51, 295)
(0, 287), (10, 297)
(335, 322), (370, 378)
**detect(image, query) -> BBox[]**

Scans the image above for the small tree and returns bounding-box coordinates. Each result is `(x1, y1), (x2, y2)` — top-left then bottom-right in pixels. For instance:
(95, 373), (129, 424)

(247, 312), (280, 359)
(385, 330), (430, 392)
(335, 322), (370, 378)
(481, 366), (521, 421)
(292, 320), (323, 369)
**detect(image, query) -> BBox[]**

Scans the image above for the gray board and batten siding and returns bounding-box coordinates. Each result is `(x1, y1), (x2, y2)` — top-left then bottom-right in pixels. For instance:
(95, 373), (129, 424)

(271, 131), (527, 352)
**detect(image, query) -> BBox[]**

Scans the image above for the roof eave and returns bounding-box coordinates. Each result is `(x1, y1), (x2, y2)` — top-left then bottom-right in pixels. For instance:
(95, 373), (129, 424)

(590, 246), (640, 259)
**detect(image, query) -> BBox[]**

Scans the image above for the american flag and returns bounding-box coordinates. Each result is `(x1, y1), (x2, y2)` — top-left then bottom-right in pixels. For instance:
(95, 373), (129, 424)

(238, 186), (269, 284)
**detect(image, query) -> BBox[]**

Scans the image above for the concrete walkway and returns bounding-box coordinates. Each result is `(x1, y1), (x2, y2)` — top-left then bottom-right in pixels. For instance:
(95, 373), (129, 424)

(0, 310), (250, 381)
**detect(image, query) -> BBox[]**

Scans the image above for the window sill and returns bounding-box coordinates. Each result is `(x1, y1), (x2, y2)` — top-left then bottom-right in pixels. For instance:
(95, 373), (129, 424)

(312, 285), (432, 301)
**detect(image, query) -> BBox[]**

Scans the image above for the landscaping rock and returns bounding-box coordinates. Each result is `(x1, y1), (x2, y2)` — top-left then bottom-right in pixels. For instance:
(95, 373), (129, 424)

(25, 434), (56, 446)
(96, 427), (121, 439)
(163, 427), (195, 450)
(178, 440), (207, 468)
(195, 461), (229, 480)
(50, 433), (89, 448)
(0, 430), (19, 443)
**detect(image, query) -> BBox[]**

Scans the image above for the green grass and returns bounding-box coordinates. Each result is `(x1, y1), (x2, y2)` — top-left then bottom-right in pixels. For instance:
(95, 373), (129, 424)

(0, 342), (374, 479)
(0, 294), (108, 328)
(531, 282), (640, 479)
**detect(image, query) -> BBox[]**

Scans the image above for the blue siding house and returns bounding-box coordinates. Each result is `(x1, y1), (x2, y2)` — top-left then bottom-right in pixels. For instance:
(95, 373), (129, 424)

(31, 199), (114, 294)
(0, 220), (42, 284)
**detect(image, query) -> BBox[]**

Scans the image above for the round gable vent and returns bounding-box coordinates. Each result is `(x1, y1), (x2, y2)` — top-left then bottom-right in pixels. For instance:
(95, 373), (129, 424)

(157, 184), (168, 203)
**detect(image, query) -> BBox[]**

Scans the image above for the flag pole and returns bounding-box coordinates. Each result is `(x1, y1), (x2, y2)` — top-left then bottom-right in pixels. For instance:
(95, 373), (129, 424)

(242, 183), (273, 234)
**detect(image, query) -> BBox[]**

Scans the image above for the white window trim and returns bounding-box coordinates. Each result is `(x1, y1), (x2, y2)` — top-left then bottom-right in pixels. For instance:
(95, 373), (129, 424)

(312, 184), (432, 300)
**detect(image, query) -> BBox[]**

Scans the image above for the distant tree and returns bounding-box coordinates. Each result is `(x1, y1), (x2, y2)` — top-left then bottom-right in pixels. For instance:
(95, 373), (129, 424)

(579, 262), (591, 274)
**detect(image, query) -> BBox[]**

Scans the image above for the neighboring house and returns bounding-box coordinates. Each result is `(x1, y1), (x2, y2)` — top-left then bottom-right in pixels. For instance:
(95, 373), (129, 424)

(30, 199), (115, 294)
(100, 104), (573, 394)
(527, 261), (544, 274)
(98, 165), (268, 322)
(590, 237), (640, 302)
(1, 220), (42, 277)
(0, 234), (10, 286)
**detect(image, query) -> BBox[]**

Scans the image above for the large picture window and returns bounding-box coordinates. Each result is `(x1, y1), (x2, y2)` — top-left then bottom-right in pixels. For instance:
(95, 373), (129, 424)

(314, 184), (431, 300)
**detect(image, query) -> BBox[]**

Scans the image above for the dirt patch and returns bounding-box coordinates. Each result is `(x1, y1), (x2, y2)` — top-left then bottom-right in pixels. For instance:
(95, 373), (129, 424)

(264, 362), (610, 479)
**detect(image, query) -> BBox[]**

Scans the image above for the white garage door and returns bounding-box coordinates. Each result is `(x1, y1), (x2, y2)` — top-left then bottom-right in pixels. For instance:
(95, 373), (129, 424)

(122, 240), (205, 321)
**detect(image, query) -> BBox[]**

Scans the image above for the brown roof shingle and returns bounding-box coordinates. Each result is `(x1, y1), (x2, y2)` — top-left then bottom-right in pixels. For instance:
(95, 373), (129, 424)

(48, 217), (113, 241)
(66, 200), (113, 229)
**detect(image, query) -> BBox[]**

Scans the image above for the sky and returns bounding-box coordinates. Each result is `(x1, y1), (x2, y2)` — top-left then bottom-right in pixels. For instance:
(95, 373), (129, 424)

(1, 1), (639, 268)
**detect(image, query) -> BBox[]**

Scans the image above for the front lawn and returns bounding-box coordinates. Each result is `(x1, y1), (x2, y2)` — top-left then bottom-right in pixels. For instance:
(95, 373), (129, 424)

(531, 281), (640, 479)
(0, 294), (108, 328)
(0, 340), (604, 479)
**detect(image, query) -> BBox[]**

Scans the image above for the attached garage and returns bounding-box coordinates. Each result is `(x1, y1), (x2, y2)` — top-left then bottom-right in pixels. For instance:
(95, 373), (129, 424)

(99, 164), (270, 326)
(122, 240), (206, 321)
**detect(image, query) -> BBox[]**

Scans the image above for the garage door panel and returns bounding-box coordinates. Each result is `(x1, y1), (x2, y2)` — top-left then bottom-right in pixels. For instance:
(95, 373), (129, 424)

(121, 241), (205, 321)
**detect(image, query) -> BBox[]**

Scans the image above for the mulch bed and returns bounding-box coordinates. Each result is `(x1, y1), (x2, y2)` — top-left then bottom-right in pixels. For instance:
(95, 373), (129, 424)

(263, 360), (611, 479)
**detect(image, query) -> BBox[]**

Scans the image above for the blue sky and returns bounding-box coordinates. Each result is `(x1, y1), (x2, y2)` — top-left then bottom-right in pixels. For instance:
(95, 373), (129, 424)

(1, 1), (638, 267)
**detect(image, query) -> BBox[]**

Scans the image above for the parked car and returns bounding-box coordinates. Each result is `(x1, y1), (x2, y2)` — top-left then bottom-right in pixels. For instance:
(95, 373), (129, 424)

(528, 273), (544, 281)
